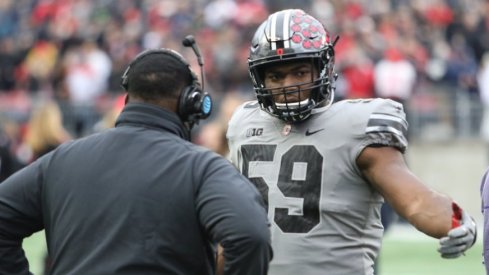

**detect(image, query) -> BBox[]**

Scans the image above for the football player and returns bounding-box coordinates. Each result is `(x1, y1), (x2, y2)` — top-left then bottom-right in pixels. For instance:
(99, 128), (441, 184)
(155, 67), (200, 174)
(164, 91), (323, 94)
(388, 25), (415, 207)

(226, 9), (477, 275)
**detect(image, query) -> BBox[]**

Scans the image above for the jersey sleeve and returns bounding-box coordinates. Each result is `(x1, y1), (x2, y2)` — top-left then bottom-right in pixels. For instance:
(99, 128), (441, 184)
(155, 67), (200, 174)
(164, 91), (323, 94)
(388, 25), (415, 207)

(365, 99), (408, 153)
(354, 98), (409, 154)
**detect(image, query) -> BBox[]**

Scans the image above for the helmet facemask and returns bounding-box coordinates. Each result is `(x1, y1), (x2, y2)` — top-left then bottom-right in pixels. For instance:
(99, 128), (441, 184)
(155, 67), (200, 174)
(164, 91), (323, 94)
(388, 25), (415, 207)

(250, 56), (335, 123)
(248, 9), (337, 123)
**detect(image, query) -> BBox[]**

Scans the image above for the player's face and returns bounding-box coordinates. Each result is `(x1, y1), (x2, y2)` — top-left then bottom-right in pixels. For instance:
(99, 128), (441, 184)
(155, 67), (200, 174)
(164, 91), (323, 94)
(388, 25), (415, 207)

(263, 61), (318, 104)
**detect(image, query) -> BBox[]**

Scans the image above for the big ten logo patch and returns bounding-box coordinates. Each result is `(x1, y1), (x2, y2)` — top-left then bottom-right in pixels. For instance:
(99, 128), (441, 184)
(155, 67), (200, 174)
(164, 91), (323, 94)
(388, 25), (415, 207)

(246, 128), (263, 137)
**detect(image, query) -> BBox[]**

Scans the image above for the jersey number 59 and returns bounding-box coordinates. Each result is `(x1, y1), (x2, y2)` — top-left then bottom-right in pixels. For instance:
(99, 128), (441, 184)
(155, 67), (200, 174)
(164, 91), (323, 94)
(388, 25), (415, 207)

(241, 144), (322, 234)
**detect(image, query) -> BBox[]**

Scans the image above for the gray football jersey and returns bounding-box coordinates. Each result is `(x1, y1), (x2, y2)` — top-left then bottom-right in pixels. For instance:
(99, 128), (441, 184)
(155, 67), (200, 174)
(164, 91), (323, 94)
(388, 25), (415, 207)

(227, 98), (408, 275)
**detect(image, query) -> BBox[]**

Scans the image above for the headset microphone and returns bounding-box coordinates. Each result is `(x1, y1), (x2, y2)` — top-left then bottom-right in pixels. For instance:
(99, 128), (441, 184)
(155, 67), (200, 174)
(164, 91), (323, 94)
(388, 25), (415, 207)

(179, 35), (212, 134)
(182, 35), (205, 93)
(182, 35), (204, 66)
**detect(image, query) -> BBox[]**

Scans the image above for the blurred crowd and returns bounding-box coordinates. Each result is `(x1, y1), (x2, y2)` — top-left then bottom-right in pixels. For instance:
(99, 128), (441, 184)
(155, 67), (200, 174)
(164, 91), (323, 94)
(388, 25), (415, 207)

(1, 0), (489, 179)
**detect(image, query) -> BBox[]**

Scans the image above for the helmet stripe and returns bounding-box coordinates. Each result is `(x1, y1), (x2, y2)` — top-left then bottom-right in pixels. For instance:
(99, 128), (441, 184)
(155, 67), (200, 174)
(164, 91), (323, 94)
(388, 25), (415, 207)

(270, 13), (277, 50)
(283, 10), (291, 48)
(275, 11), (284, 48)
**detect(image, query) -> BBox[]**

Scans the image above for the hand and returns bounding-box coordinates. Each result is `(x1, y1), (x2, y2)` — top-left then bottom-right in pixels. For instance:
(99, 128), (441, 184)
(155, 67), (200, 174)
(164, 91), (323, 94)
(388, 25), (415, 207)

(216, 244), (224, 275)
(438, 204), (477, 259)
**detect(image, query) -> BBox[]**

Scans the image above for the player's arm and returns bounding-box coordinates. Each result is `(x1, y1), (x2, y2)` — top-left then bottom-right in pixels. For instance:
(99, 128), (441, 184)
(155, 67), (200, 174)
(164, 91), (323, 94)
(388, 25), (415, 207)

(357, 146), (476, 257)
(358, 146), (452, 237)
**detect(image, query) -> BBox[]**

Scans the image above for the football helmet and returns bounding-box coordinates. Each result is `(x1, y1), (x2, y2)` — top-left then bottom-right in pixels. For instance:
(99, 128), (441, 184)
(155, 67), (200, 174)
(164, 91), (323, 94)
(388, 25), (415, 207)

(248, 9), (337, 123)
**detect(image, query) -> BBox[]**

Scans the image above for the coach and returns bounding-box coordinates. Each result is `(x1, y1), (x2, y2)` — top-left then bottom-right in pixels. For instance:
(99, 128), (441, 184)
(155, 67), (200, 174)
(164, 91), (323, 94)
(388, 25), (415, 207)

(0, 44), (272, 274)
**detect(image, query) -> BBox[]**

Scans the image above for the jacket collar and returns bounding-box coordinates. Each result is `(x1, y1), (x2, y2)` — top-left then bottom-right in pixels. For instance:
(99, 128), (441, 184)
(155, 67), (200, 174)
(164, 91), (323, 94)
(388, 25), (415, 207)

(115, 103), (189, 140)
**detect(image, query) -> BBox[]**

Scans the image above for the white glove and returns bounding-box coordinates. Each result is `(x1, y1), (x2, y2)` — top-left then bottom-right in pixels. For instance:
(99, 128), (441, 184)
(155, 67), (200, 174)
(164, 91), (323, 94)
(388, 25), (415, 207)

(438, 203), (477, 259)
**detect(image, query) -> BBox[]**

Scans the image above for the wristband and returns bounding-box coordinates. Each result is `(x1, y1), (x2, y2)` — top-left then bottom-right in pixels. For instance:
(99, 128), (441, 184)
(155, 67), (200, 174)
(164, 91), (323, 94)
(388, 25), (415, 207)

(451, 202), (462, 228)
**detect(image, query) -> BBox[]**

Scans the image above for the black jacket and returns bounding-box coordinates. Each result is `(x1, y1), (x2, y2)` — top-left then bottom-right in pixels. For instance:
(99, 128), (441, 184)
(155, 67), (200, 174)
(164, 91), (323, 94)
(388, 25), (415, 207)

(0, 103), (272, 275)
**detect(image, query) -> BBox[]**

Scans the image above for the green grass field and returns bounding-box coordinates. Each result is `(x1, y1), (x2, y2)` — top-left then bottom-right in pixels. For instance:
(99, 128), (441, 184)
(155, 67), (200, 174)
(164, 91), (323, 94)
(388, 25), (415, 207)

(379, 223), (484, 275)
(23, 223), (484, 275)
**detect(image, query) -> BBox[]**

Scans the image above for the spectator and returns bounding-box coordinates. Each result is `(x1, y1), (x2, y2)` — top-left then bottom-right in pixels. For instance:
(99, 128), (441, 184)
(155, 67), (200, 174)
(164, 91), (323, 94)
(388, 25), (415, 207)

(0, 37), (23, 91)
(17, 100), (72, 165)
(0, 0), (489, 156)
(0, 118), (21, 182)
(23, 38), (59, 91)
(374, 47), (417, 106)
(61, 40), (112, 137)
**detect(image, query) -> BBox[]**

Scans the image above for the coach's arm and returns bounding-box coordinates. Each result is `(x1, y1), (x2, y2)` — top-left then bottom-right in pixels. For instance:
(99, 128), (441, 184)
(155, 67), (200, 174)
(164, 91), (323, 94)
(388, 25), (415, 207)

(0, 159), (44, 275)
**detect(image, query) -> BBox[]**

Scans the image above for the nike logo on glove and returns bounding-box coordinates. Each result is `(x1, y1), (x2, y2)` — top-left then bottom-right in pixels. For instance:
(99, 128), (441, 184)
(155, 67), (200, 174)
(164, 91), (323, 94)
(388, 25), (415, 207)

(305, 128), (325, 136)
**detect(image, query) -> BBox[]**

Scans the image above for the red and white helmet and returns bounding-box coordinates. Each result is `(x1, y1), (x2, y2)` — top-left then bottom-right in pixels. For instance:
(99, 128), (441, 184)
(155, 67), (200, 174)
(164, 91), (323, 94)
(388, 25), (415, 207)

(248, 9), (337, 123)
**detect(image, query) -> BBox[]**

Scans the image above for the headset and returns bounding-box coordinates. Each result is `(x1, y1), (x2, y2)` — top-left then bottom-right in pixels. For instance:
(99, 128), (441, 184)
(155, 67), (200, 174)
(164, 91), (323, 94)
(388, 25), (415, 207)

(120, 35), (212, 129)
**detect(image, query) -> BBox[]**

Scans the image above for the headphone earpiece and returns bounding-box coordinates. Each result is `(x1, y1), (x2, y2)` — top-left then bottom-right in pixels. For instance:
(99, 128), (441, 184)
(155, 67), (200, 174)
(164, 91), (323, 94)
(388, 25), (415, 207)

(177, 74), (212, 122)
